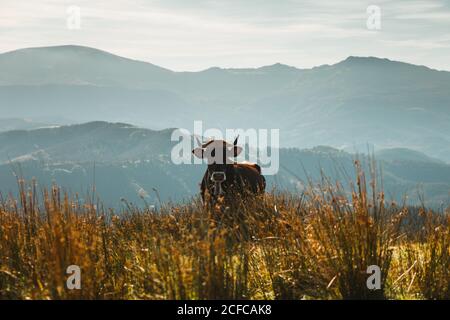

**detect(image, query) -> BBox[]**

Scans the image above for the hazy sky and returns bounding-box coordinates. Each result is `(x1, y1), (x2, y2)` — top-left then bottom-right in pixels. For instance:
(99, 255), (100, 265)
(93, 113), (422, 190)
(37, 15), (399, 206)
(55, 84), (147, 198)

(1, 0), (449, 71)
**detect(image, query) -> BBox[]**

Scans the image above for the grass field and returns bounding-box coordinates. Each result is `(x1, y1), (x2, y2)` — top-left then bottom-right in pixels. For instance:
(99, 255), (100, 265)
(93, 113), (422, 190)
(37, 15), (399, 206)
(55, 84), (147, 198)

(0, 165), (448, 300)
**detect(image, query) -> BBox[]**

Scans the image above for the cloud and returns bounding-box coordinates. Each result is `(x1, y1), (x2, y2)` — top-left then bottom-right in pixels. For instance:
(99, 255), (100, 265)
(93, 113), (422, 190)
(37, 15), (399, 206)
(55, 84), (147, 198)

(0, 0), (449, 71)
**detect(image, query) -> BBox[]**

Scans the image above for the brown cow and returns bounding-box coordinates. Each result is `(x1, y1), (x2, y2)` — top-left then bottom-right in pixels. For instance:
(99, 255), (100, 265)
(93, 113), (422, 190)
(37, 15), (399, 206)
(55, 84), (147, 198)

(192, 136), (266, 206)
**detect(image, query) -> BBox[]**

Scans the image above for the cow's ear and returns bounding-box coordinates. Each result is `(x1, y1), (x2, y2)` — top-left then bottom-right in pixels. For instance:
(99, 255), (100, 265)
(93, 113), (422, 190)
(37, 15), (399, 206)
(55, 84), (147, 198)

(192, 147), (204, 158)
(233, 146), (243, 157)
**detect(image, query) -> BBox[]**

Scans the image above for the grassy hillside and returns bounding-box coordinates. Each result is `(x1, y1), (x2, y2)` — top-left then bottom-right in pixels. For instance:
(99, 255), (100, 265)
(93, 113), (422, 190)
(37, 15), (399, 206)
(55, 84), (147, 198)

(0, 167), (448, 300)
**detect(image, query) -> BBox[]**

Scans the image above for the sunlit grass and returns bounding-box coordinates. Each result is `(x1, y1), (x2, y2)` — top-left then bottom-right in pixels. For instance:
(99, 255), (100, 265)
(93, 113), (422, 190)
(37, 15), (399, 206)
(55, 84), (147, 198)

(0, 167), (448, 300)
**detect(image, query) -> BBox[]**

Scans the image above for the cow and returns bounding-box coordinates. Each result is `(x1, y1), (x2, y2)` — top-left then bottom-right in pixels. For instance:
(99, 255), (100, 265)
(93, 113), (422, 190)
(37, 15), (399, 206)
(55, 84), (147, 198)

(192, 136), (266, 206)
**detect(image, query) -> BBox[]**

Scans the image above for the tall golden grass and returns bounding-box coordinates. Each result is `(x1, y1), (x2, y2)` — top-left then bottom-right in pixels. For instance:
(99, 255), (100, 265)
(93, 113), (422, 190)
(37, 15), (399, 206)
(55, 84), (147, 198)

(0, 166), (448, 300)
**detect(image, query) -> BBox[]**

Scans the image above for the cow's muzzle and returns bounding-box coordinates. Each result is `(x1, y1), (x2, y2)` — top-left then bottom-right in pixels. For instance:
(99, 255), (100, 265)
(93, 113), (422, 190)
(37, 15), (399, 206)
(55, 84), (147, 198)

(210, 171), (226, 196)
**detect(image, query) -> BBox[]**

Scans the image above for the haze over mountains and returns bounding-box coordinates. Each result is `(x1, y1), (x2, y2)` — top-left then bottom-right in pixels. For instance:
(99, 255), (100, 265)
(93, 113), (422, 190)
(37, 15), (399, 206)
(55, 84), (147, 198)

(1, 45), (450, 162)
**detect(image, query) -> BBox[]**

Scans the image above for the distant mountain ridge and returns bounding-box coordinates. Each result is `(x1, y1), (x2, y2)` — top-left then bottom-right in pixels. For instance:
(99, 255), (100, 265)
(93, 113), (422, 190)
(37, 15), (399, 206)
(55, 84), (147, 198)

(376, 148), (445, 164)
(0, 121), (175, 164)
(0, 118), (55, 132)
(1, 45), (450, 163)
(0, 122), (448, 208)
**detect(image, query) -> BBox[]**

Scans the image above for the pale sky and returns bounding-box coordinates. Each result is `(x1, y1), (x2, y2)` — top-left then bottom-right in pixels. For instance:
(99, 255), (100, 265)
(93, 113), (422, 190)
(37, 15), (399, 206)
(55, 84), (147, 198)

(1, 0), (449, 71)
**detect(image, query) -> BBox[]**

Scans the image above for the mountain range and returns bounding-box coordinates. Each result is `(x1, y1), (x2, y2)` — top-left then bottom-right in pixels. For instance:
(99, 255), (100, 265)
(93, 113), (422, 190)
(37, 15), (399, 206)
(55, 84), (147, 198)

(1, 45), (450, 162)
(0, 122), (448, 209)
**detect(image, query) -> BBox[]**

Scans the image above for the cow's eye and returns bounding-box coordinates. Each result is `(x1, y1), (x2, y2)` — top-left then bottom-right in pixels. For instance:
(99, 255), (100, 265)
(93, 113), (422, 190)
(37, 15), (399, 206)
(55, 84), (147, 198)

(211, 149), (215, 157)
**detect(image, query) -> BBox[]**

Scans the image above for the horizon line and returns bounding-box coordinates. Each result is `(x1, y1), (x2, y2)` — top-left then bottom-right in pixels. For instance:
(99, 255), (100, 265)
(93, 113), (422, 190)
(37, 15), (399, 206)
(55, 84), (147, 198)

(2, 44), (449, 73)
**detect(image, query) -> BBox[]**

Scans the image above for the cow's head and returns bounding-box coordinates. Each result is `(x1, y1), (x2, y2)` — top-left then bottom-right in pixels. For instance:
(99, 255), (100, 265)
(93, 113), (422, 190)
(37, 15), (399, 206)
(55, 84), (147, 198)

(192, 136), (243, 196)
